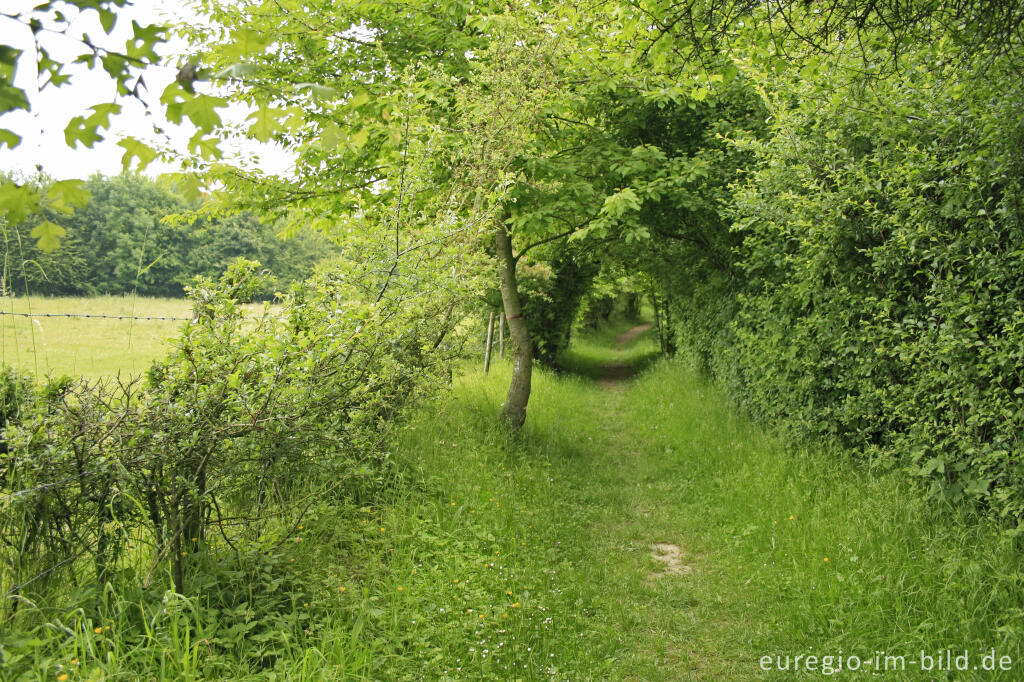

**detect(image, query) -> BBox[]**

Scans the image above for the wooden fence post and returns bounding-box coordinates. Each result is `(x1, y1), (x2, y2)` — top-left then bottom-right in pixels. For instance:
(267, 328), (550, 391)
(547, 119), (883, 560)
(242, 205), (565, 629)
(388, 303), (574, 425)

(499, 311), (505, 358)
(484, 311), (495, 373)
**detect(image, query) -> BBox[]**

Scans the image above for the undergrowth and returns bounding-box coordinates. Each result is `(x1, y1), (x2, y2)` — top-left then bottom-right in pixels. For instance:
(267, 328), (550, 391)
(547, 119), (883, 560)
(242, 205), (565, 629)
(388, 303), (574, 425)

(3, 320), (1021, 680)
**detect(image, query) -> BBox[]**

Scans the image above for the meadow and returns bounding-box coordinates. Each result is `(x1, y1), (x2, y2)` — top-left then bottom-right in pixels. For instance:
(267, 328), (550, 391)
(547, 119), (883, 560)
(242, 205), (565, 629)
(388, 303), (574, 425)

(0, 296), (190, 379)
(0, 296), (277, 379)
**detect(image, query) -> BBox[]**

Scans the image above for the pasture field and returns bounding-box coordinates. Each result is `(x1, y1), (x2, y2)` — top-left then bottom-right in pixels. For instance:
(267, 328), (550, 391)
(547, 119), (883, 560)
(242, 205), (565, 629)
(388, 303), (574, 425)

(0, 296), (191, 379)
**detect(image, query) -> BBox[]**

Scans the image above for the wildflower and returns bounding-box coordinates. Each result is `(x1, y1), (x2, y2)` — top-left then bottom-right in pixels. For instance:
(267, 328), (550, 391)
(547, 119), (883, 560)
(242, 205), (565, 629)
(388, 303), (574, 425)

(297, 525), (303, 530)
(339, 586), (346, 592)
(503, 613), (509, 618)
(380, 527), (386, 532)
(70, 659), (79, 665)
(397, 587), (404, 592)
(512, 602), (520, 608)
(94, 627), (103, 634)
(454, 579), (460, 583)
(303, 603), (309, 607)
(58, 676), (69, 681)
(478, 614), (484, 619)
(506, 590), (513, 595)
(789, 515), (795, 520)
(823, 557), (829, 563)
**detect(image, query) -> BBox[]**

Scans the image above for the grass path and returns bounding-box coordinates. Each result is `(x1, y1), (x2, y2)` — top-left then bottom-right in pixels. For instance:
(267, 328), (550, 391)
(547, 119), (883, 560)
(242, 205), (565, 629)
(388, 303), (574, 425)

(344, 318), (1021, 680)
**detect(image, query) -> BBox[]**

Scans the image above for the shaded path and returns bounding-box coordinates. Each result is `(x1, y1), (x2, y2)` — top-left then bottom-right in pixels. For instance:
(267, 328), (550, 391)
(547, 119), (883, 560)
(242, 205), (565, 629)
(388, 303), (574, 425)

(597, 322), (655, 387)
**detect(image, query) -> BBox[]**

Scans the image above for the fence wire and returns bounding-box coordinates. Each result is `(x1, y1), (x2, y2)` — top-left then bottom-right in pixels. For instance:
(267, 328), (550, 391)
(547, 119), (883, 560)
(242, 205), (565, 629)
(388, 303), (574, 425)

(0, 311), (190, 321)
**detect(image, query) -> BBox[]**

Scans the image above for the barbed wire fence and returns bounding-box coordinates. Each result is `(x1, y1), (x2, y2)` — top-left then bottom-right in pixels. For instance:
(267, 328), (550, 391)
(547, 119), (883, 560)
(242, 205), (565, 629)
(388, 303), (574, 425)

(0, 311), (191, 321)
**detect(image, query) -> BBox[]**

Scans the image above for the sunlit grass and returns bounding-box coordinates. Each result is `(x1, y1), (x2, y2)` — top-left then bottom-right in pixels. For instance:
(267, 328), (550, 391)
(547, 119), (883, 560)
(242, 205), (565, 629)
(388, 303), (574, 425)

(0, 295), (190, 378)
(6, 317), (1022, 680)
(557, 313), (660, 379)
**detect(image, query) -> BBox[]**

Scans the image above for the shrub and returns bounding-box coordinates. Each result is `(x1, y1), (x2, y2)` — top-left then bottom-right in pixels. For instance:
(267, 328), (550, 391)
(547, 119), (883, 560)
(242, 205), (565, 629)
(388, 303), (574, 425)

(692, 51), (1024, 520)
(0, 257), (468, 618)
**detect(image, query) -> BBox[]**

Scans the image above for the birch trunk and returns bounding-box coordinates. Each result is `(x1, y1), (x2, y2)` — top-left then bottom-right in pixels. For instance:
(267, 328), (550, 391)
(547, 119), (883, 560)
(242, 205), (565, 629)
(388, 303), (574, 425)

(494, 224), (531, 427)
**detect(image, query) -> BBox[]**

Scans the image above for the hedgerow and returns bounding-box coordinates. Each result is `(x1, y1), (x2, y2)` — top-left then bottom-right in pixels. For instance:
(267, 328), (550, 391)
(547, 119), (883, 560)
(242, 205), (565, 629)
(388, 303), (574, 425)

(680, 50), (1024, 520)
(0, 257), (469, 623)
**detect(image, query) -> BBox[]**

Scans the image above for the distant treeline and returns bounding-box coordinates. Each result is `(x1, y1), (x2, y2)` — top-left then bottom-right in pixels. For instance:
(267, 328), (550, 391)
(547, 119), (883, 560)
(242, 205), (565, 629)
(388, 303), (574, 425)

(1, 174), (337, 298)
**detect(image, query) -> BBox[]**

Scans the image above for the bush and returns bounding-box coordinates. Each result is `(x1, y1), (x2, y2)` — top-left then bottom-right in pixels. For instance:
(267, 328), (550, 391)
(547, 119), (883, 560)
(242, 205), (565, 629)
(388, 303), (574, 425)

(0, 257), (468, 619)
(692, 51), (1024, 520)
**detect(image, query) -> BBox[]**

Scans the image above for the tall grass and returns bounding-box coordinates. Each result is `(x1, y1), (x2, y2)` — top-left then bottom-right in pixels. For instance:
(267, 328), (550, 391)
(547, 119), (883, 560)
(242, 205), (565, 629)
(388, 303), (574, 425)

(4, 319), (1021, 680)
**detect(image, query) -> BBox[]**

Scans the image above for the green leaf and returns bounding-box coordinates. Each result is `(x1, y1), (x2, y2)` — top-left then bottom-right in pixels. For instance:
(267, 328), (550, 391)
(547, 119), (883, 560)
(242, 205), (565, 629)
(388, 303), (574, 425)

(30, 220), (67, 253)
(88, 102), (121, 129)
(0, 182), (41, 224)
(118, 137), (158, 172)
(0, 83), (29, 115)
(99, 8), (117, 33)
(65, 116), (102, 147)
(348, 90), (370, 108)
(0, 46), (22, 80)
(46, 179), (90, 214)
(101, 52), (129, 80)
(189, 133), (223, 160)
(351, 128), (369, 149)
(181, 94), (227, 133)
(125, 20), (165, 61)
(224, 28), (271, 59)
(64, 103), (121, 148)
(0, 128), (21, 149)
(247, 107), (284, 142)
(601, 187), (642, 219)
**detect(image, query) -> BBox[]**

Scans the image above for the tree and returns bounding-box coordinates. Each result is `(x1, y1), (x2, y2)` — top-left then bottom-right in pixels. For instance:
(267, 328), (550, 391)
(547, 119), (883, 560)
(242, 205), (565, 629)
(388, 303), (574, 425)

(180, 0), (743, 426)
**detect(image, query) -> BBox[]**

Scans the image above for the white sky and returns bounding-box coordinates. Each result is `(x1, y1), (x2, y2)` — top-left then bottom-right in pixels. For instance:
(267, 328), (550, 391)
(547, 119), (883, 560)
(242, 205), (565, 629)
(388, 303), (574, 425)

(1, 0), (293, 180)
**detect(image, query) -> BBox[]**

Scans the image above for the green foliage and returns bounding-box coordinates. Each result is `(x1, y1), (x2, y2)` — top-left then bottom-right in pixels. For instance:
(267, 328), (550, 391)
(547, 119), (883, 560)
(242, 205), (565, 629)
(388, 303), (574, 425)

(514, 248), (598, 367)
(1, 174), (336, 298)
(1, 1), (170, 244)
(671, 48), (1024, 520)
(0, 253), (470, 642)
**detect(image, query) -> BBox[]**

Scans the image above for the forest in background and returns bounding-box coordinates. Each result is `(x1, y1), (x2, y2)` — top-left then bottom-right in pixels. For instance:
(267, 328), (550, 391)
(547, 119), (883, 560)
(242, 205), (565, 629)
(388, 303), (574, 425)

(1, 174), (337, 298)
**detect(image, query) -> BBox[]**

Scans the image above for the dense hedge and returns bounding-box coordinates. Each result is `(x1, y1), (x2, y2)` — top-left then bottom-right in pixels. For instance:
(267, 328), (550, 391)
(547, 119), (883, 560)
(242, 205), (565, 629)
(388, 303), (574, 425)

(671, 54), (1024, 520)
(517, 248), (598, 367)
(1, 258), (467, 612)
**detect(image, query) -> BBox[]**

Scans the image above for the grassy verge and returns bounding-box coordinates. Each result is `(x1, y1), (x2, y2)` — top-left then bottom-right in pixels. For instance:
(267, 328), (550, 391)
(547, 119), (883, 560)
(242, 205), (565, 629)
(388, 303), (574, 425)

(6, 319), (1021, 680)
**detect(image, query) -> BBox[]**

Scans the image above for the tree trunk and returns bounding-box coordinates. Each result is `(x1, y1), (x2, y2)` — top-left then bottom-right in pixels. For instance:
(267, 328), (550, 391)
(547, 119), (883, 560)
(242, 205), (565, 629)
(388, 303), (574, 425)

(494, 224), (531, 428)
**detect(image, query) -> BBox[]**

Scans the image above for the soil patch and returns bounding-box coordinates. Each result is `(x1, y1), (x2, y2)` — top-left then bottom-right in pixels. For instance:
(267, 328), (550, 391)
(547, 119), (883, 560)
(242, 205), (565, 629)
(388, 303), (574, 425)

(648, 542), (692, 579)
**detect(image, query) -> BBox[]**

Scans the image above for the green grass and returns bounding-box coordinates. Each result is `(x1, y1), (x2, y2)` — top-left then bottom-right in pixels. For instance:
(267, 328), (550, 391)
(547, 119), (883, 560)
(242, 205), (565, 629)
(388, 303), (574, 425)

(5, 319), (1022, 680)
(0, 296), (190, 378)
